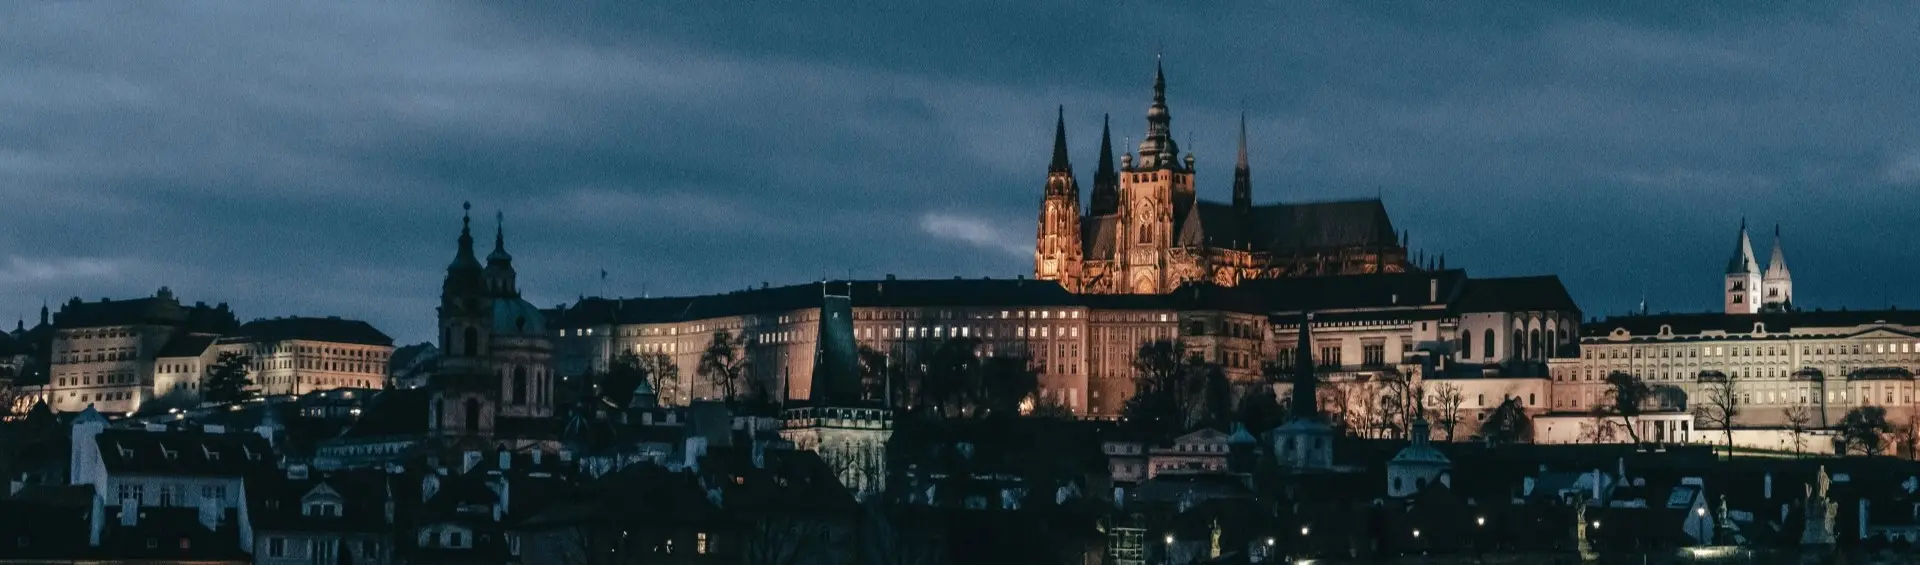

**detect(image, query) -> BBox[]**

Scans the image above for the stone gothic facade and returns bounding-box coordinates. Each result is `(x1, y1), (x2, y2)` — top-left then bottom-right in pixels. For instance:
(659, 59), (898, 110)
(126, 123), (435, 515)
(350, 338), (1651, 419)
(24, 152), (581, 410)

(1035, 61), (1413, 295)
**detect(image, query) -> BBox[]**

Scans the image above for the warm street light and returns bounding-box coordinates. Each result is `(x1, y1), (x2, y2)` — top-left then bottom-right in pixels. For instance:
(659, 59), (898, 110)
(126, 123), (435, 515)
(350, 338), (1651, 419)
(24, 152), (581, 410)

(1165, 534), (1173, 545)
(1300, 526), (1310, 536)
(1697, 508), (1707, 516)
(1266, 538), (1274, 546)
(1591, 521), (1601, 529)
(1476, 517), (1485, 526)
(1412, 529), (1421, 538)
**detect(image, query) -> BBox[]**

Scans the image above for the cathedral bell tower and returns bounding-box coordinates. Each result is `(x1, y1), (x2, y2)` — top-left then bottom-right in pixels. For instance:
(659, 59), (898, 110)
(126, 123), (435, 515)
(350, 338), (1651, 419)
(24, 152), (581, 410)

(1723, 219), (1762, 314)
(1762, 225), (1793, 312)
(440, 202), (491, 374)
(1117, 59), (1195, 295)
(1034, 107), (1085, 292)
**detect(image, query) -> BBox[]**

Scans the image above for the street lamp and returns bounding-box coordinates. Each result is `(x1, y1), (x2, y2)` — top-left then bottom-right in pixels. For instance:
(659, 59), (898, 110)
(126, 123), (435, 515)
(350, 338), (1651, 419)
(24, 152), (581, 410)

(1300, 526), (1310, 536)
(1591, 521), (1601, 530)
(1412, 529), (1421, 538)
(1696, 507), (1707, 517)
(1476, 516), (1485, 527)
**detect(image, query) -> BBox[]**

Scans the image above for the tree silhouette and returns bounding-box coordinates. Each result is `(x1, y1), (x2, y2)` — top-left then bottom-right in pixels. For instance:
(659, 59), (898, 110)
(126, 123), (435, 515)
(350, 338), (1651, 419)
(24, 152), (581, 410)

(1602, 371), (1651, 448)
(697, 329), (749, 405)
(203, 351), (254, 404)
(1836, 406), (1892, 456)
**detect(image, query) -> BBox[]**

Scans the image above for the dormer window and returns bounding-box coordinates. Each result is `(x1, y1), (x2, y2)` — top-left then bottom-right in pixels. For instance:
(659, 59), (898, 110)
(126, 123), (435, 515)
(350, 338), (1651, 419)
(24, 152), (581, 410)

(304, 502), (340, 517)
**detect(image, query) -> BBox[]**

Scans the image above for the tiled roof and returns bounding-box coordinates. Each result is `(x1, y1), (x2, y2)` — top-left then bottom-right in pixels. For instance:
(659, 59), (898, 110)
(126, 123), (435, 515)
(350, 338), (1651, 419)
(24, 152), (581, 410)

(93, 429), (273, 476)
(54, 296), (236, 332)
(1452, 276), (1580, 314)
(1586, 309), (1920, 338)
(225, 317), (393, 347)
(247, 469), (391, 533)
(155, 334), (219, 358)
(1238, 270), (1468, 313)
(338, 388), (430, 438)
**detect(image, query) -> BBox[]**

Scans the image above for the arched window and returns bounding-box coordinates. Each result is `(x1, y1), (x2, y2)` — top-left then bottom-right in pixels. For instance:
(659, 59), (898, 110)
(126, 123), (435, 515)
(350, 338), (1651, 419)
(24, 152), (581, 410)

(512, 366), (528, 405)
(464, 398), (481, 433)
(1483, 329), (1495, 359)
(462, 327), (479, 357)
(1461, 331), (1473, 360)
(1513, 329), (1526, 360)
(1531, 329), (1544, 359)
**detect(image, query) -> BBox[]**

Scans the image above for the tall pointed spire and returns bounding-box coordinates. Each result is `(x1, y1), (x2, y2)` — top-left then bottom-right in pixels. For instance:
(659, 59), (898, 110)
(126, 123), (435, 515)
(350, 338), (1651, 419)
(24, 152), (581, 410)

(1290, 313), (1319, 421)
(1726, 218), (1758, 275)
(1136, 57), (1179, 170)
(1091, 114), (1119, 215)
(1048, 106), (1072, 174)
(487, 210), (512, 264)
(1764, 224), (1790, 280)
(1232, 112), (1253, 213)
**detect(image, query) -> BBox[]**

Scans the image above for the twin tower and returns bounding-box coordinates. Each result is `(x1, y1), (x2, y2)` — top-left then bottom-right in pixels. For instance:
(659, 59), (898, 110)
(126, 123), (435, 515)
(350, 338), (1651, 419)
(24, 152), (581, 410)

(1724, 220), (1793, 314)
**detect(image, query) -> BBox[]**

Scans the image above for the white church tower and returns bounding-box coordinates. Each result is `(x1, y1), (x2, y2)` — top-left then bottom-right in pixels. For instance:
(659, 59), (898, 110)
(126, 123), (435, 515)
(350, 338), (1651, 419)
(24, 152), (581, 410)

(1724, 220), (1762, 314)
(1762, 225), (1793, 312)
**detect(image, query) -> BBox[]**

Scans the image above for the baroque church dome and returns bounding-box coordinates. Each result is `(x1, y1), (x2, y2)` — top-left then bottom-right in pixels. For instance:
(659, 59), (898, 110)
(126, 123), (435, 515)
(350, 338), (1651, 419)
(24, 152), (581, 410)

(491, 297), (547, 336)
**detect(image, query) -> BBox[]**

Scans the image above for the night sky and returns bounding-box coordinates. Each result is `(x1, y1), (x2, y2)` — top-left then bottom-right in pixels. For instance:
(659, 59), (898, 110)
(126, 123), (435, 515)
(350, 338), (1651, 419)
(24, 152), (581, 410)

(6, 3), (1920, 344)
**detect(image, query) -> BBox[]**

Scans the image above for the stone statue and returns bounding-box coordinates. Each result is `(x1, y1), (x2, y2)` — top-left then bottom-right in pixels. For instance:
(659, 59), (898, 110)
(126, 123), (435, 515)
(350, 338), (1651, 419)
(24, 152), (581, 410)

(1574, 492), (1597, 562)
(1801, 466), (1837, 547)
(1209, 518), (1222, 559)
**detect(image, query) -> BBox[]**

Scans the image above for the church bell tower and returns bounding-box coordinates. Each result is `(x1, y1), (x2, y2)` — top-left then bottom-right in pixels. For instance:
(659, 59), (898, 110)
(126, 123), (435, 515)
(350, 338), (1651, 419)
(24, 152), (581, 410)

(1034, 107), (1084, 292)
(1117, 59), (1194, 295)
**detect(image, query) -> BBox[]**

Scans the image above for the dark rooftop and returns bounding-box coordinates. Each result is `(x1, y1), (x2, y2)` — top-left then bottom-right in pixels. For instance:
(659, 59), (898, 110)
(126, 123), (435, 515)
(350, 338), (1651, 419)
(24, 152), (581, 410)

(224, 316), (393, 347)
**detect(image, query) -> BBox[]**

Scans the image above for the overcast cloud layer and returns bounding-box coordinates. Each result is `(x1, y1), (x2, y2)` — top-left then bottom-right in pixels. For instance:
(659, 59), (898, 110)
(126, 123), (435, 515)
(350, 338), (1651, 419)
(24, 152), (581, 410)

(5, 2), (1920, 343)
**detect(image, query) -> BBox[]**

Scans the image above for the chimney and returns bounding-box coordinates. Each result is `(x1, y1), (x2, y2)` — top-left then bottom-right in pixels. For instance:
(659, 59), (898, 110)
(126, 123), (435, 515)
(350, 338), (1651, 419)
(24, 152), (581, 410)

(119, 498), (138, 527)
(531, 450), (543, 466)
(497, 450), (511, 471)
(1764, 472), (1773, 499)
(197, 497), (221, 531)
(1591, 469), (1601, 501)
(1429, 278), (1439, 303)
(89, 494), (105, 547)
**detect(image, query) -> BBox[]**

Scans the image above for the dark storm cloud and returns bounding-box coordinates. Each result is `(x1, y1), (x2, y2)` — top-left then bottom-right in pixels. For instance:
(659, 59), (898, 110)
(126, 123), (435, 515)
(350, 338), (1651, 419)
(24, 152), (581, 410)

(4, 2), (1920, 342)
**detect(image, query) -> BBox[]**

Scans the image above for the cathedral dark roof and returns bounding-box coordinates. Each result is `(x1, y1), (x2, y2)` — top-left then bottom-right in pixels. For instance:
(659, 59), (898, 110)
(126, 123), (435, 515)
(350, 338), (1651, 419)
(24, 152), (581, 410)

(1173, 199), (1400, 254)
(1586, 309), (1920, 338)
(225, 317), (392, 346)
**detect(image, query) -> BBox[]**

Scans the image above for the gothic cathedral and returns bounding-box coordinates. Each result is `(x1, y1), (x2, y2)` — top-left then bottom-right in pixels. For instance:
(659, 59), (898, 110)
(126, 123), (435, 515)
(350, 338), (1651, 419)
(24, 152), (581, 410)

(1036, 61), (1414, 294)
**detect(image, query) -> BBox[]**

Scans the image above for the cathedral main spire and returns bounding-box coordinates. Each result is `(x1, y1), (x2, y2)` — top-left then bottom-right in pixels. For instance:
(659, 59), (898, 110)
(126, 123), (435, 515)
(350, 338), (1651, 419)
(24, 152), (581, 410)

(1232, 112), (1253, 213)
(1091, 114), (1119, 215)
(1135, 58), (1180, 171)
